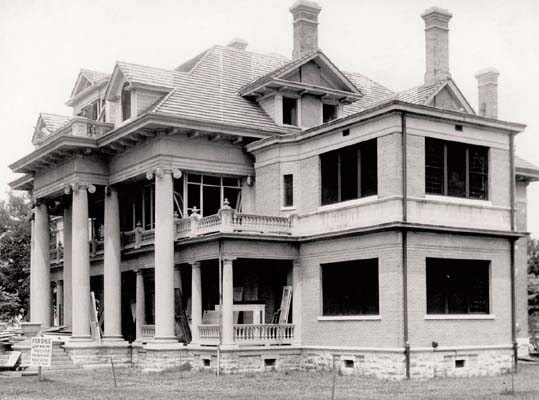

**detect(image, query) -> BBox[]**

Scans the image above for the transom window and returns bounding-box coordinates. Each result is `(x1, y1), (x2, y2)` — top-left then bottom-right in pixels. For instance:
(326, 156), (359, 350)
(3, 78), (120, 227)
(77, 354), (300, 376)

(425, 138), (489, 200)
(321, 258), (379, 316)
(426, 258), (490, 315)
(320, 138), (377, 206)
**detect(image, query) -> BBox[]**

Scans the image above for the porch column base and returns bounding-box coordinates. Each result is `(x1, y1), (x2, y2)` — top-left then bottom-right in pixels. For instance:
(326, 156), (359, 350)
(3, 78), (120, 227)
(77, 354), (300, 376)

(102, 336), (126, 343)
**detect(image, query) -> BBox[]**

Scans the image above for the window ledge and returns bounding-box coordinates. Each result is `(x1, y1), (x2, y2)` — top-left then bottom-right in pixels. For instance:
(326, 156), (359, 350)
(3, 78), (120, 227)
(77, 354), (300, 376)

(317, 195), (379, 213)
(281, 206), (297, 212)
(424, 195), (492, 207)
(318, 315), (381, 321)
(424, 314), (495, 320)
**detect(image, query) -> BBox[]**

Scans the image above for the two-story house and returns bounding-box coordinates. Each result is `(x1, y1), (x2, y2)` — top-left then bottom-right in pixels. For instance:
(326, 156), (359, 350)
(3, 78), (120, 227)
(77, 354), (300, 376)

(9, 1), (539, 379)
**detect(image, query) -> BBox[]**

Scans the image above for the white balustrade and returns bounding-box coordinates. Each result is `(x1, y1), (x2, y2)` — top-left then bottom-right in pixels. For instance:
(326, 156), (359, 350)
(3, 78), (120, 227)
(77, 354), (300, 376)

(141, 324), (155, 338)
(198, 323), (295, 346)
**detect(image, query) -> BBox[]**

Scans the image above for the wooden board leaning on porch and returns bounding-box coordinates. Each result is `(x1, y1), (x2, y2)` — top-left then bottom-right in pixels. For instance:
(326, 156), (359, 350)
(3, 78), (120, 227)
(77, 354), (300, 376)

(175, 288), (191, 343)
(272, 286), (292, 324)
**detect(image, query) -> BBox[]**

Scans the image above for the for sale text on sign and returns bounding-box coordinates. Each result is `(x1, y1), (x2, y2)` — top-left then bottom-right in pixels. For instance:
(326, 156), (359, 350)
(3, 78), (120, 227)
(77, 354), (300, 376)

(30, 337), (53, 367)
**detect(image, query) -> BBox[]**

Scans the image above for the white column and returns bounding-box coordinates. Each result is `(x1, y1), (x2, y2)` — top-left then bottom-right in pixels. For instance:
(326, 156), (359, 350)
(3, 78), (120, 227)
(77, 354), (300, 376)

(190, 261), (202, 344)
(57, 280), (64, 326)
(71, 185), (92, 341)
(29, 214), (35, 323)
(63, 204), (72, 327)
(103, 186), (123, 341)
(292, 260), (302, 345)
(222, 258), (235, 347)
(33, 202), (51, 327)
(153, 170), (176, 342)
(135, 269), (146, 342)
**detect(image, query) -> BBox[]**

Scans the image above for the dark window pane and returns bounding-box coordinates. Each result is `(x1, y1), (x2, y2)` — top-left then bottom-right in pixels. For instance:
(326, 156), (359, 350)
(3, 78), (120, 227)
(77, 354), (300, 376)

(340, 146), (358, 201)
(223, 177), (240, 187)
(323, 103), (337, 123)
(426, 258), (489, 314)
(425, 138), (445, 195)
(283, 174), (294, 207)
(203, 175), (221, 186)
(224, 187), (241, 211)
(321, 151), (339, 205)
(143, 185), (153, 230)
(187, 174), (201, 183)
(322, 259), (379, 316)
(469, 146), (488, 199)
(121, 83), (131, 121)
(134, 190), (143, 228)
(203, 185), (221, 216)
(187, 183), (200, 215)
(283, 97), (298, 126)
(360, 139), (377, 197)
(447, 142), (467, 197)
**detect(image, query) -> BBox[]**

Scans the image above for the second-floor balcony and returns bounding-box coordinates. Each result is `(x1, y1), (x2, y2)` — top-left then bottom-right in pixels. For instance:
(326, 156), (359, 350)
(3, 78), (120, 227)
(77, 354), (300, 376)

(37, 117), (114, 148)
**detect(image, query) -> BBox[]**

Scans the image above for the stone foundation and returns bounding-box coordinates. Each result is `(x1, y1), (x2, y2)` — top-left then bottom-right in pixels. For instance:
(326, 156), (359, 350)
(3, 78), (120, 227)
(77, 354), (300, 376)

(409, 348), (513, 379)
(63, 342), (132, 368)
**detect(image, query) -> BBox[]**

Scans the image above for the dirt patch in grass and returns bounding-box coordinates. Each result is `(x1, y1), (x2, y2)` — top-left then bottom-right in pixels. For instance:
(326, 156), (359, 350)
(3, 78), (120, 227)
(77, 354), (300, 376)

(1, 364), (539, 400)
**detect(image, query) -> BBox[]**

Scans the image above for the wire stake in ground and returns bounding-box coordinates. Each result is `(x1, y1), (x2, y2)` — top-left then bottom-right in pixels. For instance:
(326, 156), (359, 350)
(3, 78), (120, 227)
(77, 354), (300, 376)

(110, 358), (117, 388)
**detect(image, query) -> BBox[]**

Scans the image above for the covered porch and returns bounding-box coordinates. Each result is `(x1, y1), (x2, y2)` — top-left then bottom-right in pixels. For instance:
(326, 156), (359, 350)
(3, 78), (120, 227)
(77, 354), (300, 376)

(136, 257), (300, 348)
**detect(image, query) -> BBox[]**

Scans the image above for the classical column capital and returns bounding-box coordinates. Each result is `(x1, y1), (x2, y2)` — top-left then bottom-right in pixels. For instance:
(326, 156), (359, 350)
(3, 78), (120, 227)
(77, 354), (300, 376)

(134, 268), (145, 276)
(145, 167), (182, 180)
(64, 182), (96, 194)
(222, 257), (237, 263)
(190, 260), (201, 269)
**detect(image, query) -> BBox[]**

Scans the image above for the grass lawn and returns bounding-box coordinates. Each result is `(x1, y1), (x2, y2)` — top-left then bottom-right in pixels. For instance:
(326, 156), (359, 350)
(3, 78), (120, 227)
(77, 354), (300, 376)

(1, 364), (538, 400)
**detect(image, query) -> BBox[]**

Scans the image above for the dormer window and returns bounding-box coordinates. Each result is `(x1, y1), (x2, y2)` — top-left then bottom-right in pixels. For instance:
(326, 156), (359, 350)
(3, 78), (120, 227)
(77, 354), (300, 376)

(323, 103), (337, 123)
(78, 100), (99, 120)
(121, 82), (131, 121)
(283, 97), (298, 126)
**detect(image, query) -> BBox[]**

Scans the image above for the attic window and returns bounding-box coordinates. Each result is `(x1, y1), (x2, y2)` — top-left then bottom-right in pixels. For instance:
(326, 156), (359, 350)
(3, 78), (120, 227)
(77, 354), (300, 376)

(283, 97), (298, 126)
(323, 103), (337, 123)
(121, 83), (131, 122)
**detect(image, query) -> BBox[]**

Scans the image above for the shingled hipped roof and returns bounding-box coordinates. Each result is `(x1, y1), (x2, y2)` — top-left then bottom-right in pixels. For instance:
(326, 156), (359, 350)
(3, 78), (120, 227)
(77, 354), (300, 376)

(112, 45), (394, 134)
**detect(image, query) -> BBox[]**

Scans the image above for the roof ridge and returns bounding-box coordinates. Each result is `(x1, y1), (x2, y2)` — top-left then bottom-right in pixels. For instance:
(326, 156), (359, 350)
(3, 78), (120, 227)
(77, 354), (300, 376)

(39, 112), (71, 118)
(212, 44), (290, 62)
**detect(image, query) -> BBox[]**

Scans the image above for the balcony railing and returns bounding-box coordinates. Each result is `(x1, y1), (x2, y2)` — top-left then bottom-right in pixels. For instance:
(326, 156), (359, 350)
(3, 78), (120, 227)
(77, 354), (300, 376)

(141, 324), (156, 339)
(37, 117), (114, 147)
(198, 324), (294, 346)
(176, 208), (293, 239)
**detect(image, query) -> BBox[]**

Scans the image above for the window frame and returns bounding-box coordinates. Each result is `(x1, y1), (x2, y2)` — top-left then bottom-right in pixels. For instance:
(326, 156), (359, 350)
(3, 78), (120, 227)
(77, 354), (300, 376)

(425, 138), (489, 200)
(320, 258), (380, 318)
(121, 82), (131, 122)
(283, 174), (294, 208)
(320, 138), (378, 206)
(425, 257), (491, 316)
(282, 96), (298, 126)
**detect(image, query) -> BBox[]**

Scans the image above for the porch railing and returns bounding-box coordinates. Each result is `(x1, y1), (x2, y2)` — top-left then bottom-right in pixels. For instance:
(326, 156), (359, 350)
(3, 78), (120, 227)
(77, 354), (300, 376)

(35, 117), (114, 147)
(141, 324), (155, 338)
(198, 324), (295, 346)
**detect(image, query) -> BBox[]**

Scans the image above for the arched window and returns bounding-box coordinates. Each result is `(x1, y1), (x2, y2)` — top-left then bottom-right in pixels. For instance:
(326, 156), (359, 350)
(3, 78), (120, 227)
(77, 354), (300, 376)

(121, 82), (131, 121)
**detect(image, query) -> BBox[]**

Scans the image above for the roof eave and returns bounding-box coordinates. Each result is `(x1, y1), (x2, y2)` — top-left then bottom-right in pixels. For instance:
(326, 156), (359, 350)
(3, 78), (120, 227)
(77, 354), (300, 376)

(247, 100), (526, 153)
(9, 174), (34, 191)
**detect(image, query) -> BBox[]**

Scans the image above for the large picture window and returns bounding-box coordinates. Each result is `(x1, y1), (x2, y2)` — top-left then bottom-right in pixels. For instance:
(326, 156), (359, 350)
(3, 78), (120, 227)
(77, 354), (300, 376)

(180, 174), (242, 217)
(320, 138), (377, 205)
(425, 138), (489, 200)
(426, 258), (490, 315)
(321, 258), (379, 316)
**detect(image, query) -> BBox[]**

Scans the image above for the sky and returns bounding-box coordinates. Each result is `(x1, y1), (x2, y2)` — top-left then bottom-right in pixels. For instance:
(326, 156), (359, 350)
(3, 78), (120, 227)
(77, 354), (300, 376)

(0, 0), (538, 236)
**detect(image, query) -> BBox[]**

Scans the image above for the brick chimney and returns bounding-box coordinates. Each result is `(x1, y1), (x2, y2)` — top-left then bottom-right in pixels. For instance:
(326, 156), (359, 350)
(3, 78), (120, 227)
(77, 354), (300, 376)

(475, 67), (500, 119)
(290, 0), (322, 60)
(421, 7), (453, 85)
(227, 38), (248, 51)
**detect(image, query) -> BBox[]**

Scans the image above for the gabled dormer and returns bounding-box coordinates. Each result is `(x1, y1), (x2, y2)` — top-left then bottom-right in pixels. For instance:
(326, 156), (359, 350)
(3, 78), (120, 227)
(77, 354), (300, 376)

(105, 62), (173, 127)
(239, 50), (362, 128)
(66, 69), (110, 121)
(239, 1), (362, 129)
(31, 113), (71, 146)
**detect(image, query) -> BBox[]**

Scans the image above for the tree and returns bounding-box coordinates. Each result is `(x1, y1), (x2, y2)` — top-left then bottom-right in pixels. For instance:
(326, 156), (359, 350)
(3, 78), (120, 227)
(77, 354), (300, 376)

(0, 192), (31, 321)
(528, 238), (539, 315)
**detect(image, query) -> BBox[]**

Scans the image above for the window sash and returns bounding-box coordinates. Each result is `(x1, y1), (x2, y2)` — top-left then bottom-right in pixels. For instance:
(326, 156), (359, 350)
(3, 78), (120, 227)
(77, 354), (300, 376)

(283, 174), (294, 207)
(425, 138), (488, 200)
(320, 139), (377, 205)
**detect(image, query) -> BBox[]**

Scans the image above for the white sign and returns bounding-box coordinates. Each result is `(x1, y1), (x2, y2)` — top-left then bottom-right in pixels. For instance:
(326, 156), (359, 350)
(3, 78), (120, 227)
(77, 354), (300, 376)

(30, 337), (53, 367)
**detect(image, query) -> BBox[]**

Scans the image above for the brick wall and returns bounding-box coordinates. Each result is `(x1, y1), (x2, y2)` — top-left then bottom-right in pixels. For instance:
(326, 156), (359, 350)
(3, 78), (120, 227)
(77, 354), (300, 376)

(406, 232), (512, 347)
(299, 231), (404, 348)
